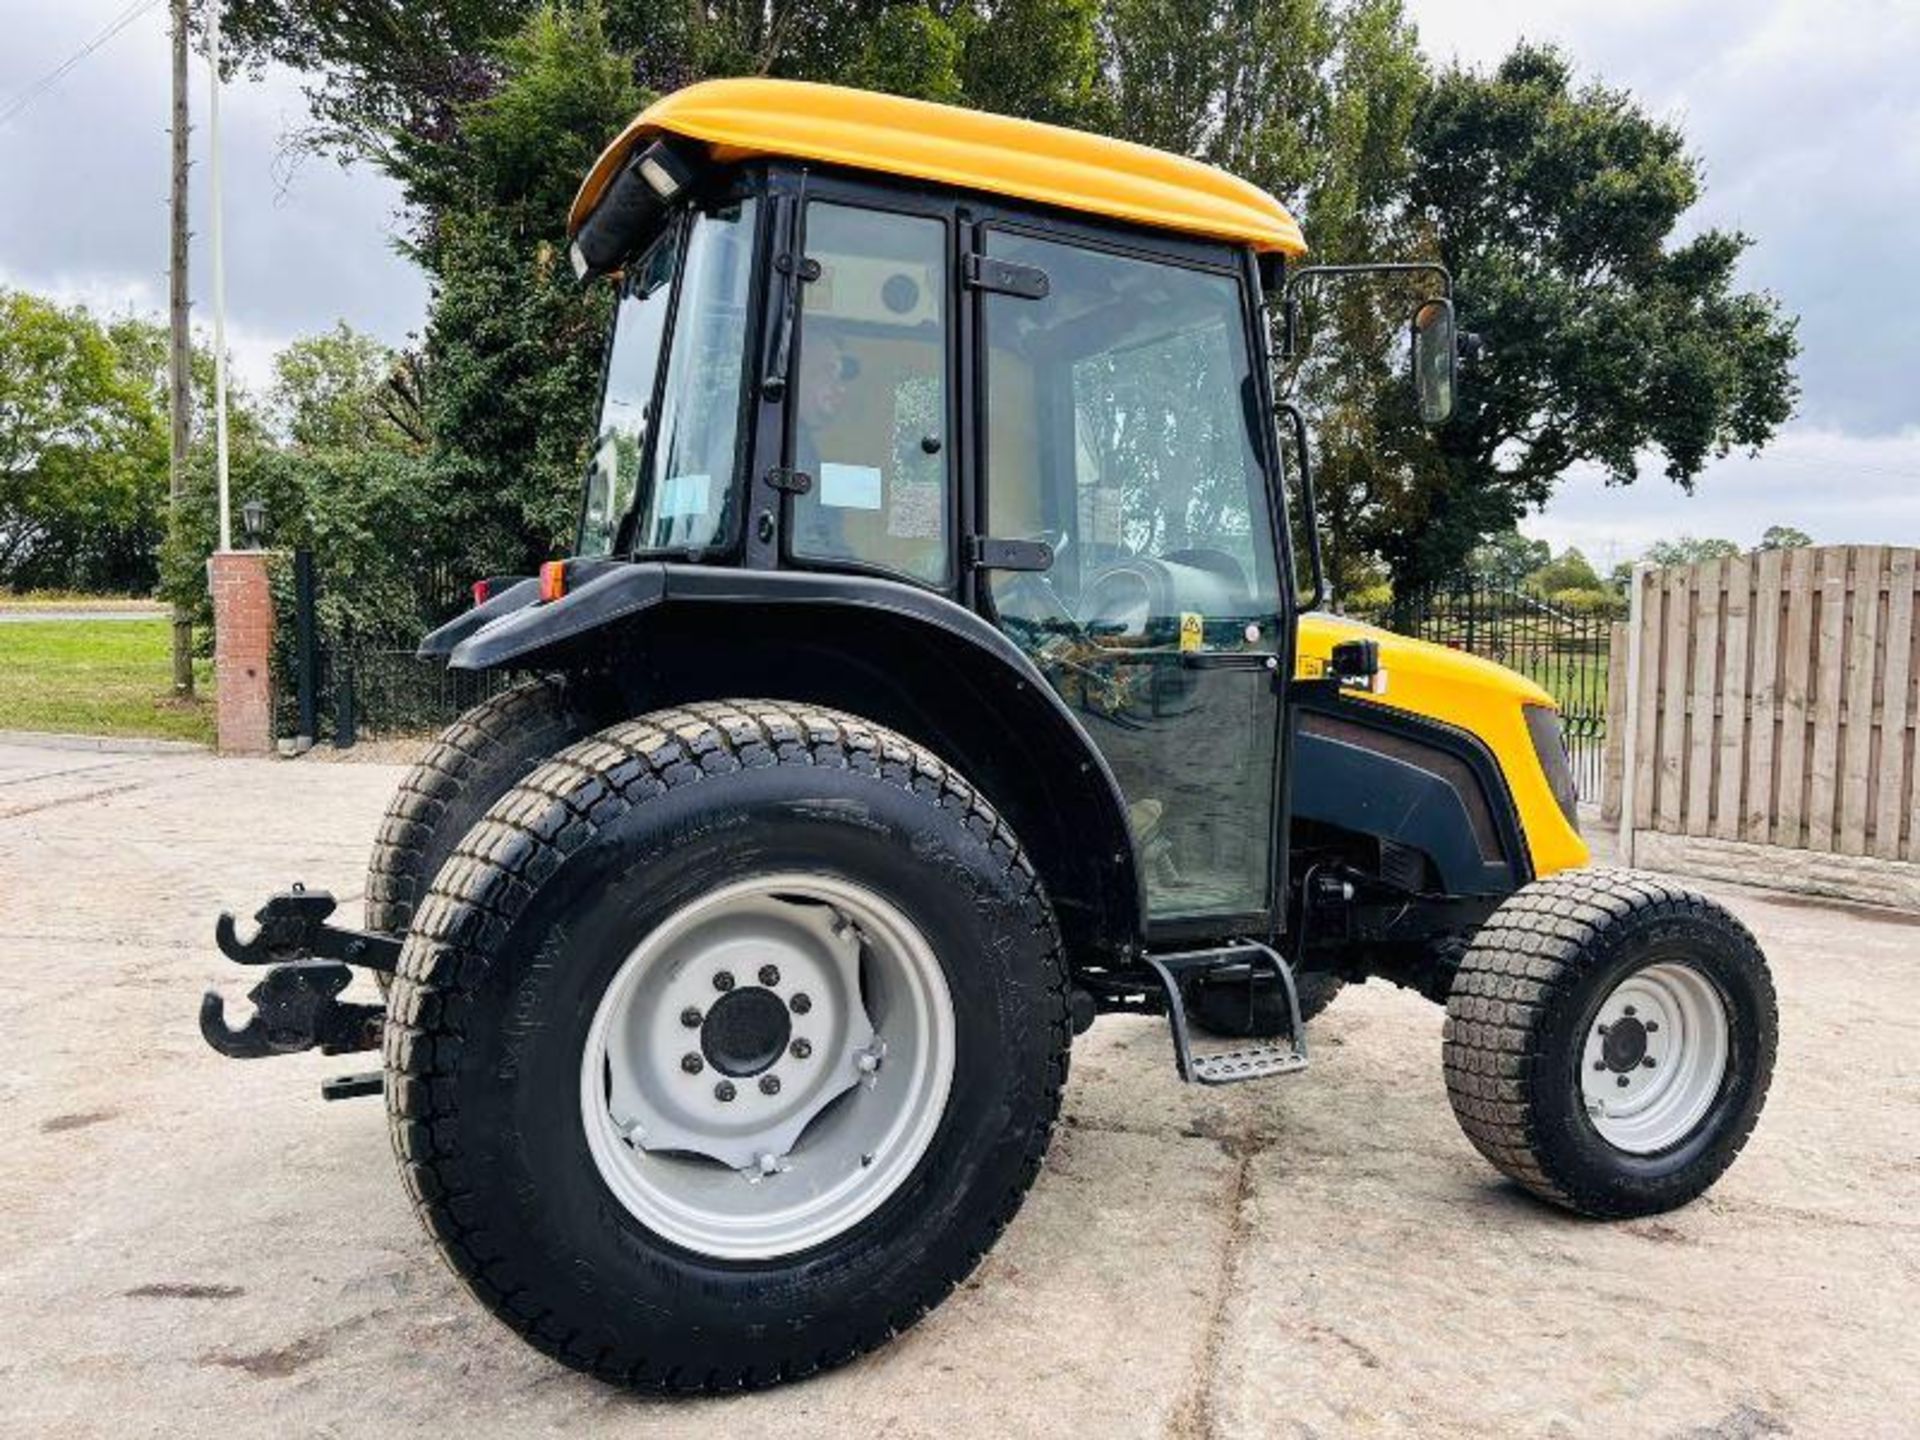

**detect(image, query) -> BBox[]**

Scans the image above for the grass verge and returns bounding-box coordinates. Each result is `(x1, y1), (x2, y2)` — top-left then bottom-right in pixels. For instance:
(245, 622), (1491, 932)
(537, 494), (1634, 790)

(0, 619), (214, 744)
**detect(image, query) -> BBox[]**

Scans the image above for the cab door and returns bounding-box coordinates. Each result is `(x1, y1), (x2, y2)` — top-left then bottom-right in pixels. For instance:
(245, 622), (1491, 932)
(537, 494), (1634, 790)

(973, 226), (1288, 929)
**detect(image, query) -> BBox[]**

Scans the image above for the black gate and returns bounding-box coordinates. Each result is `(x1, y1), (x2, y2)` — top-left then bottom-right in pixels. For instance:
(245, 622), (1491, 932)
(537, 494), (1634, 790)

(1356, 583), (1614, 803)
(281, 552), (519, 745)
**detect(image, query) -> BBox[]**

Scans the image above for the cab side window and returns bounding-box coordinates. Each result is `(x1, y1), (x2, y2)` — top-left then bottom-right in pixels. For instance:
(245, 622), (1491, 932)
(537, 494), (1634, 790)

(790, 204), (950, 586)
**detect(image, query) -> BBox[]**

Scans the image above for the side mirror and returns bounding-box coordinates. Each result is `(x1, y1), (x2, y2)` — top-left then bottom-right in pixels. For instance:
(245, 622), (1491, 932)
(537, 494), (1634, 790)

(1411, 297), (1457, 427)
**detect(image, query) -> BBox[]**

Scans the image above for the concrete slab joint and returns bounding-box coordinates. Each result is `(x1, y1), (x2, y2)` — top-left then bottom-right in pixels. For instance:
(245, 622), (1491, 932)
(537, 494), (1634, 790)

(208, 549), (275, 757)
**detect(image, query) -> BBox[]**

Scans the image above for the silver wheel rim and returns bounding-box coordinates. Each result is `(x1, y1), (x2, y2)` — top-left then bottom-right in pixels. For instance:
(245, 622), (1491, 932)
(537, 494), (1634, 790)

(1580, 961), (1729, 1154)
(579, 873), (955, 1260)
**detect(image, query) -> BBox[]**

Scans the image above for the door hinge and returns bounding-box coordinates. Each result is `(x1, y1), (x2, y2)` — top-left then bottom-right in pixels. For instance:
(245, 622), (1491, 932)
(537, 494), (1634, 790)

(964, 254), (1049, 300)
(765, 467), (813, 495)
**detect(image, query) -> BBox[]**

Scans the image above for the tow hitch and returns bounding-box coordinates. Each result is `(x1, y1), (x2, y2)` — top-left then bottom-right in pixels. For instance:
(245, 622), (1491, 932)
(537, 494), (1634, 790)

(199, 887), (397, 1095)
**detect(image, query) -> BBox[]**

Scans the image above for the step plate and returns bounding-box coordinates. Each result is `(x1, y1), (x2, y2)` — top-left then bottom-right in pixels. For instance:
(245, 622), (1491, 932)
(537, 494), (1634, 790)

(1143, 944), (1309, 1087)
(1189, 1045), (1311, 1085)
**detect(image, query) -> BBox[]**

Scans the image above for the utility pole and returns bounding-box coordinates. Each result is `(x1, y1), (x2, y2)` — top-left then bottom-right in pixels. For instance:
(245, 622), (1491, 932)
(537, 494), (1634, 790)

(167, 0), (194, 696)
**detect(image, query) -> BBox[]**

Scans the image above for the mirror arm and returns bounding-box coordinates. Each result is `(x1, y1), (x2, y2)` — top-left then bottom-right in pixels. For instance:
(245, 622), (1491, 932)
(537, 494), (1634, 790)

(1274, 399), (1329, 614)
(1281, 260), (1452, 303)
(1277, 262), (1451, 362)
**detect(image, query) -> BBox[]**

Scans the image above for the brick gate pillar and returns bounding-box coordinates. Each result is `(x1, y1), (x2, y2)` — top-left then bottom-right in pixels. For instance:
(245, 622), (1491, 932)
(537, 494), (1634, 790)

(208, 551), (275, 756)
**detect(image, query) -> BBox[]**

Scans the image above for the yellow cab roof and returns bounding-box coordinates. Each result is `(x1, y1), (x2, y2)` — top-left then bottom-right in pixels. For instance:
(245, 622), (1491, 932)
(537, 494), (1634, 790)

(569, 78), (1307, 258)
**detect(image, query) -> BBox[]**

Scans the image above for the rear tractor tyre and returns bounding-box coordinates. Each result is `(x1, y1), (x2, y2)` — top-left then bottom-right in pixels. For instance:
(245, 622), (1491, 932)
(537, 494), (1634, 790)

(1443, 869), (1776, 1219)
(1187, 969), (1343, 1040)
(364, 676), (600, 943)
(384, 701), (1069, 1391)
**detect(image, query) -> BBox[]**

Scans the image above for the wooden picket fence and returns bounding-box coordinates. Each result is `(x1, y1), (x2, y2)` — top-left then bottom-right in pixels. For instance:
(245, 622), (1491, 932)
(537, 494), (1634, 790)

(1608, 546), (1920, 865)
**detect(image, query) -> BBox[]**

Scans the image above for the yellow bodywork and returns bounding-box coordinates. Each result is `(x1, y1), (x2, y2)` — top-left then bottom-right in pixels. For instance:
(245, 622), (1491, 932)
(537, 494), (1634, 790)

(1296, 613), (1590, 878)
(571, 78), (1307, 258)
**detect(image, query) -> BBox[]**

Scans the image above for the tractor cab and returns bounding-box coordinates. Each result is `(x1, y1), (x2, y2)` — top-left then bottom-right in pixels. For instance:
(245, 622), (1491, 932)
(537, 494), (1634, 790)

(553, 78), (1456, 932)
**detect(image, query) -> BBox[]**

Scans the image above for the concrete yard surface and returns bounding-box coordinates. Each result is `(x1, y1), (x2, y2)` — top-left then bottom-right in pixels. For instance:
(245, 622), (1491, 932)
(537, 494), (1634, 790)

(1, 737), (1915, 1437)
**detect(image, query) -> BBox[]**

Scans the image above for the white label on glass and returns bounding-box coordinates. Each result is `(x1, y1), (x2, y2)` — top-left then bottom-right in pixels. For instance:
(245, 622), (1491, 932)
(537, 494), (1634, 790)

(820, 462), (884, 510)
(658, 473), (710, 517)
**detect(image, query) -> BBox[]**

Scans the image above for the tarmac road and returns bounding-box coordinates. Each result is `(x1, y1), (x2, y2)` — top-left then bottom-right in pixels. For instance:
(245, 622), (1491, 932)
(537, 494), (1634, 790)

(1, 736), (1914, 1437)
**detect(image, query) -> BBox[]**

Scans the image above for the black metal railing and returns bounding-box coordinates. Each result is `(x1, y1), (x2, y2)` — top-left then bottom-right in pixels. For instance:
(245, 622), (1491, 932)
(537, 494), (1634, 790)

(1353, 582), (1617, 802)
(279, 553), (519, 745)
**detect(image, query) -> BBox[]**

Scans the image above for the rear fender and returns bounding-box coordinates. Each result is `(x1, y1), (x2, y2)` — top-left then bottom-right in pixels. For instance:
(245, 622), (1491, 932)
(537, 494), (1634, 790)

(419, 562), (1146, 962)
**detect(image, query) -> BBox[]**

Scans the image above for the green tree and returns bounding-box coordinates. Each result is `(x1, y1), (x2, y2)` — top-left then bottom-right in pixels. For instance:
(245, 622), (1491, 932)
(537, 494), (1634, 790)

(217, 7), (1802, 606)
(1353, 45), (1799, 597)
(1644, 535), (1741, 568)
(1525, 545), (1601, 595)
(271, 322), (421, 452)
(1759, 523), (1812, 551)
(1467, 528), (1550, 586)
(408, 6), (644, 572)
(0, 291), (168, 593)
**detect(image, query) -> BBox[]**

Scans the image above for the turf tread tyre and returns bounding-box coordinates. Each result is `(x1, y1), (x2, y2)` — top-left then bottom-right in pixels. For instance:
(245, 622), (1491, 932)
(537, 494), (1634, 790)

(364, 676), (593, 939)
(1443, 867), (1776, 1217)
(383, 699), (1069, 1393)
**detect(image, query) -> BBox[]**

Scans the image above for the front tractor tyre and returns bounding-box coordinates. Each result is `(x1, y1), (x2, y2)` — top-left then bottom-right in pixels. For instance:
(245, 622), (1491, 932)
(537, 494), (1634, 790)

(384, 702), (1070, 1391)
(1443, 869), (1776, 1218)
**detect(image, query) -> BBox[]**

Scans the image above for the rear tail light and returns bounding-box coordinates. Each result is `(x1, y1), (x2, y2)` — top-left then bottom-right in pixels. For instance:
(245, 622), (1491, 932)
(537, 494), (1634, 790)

(471, 579), (493, 606)
(539, 560), (568, 603)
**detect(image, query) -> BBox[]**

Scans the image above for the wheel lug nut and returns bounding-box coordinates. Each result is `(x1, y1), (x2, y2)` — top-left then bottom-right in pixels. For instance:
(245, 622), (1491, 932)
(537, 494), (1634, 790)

(759, 1075), (782, 1096)
(713, 971), (735, 992)
(1616, 1075), (1630, 1088)
(759, 964), (781, 987)
(714, 1081), (736, 1102)
(1642, 1056), (1657, 1069)
(1646, 1021), (1660, 1033)
(790, 1038), (812, 1060)
(1597, 1024), (1610, 1037)
(1592, 1059), (1606, 1070)
(681, 1006), (703, 1028)
(1624, 1005), (1637, 1017)
(681, 1053), (704, 1074)
(790, 993), (812, 1015)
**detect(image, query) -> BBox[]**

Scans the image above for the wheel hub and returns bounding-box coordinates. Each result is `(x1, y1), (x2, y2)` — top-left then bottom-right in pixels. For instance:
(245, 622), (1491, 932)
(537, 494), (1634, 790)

(1580, 961), (1729, 1154)
(701, 986), (792, 1076)
(1599, 1014), (1649, 1072)
(579, 873), (955, 1260)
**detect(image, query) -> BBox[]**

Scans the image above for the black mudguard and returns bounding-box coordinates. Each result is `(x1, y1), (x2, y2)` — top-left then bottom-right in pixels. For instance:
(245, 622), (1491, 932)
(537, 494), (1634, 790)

(415, 561), (1147, 960)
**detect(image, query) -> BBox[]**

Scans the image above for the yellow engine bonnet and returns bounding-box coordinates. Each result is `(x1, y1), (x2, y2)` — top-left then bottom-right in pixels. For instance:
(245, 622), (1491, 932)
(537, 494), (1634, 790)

(1295, 613), (1590, 878)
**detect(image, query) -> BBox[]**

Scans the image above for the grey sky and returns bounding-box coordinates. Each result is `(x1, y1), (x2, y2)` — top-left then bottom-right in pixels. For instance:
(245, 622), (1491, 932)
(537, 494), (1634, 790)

(3, 0), (1914, 560)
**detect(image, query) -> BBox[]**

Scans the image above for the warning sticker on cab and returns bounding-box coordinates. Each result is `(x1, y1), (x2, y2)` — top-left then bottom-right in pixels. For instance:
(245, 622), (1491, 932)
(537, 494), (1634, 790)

(1178, 612), (1204, 653)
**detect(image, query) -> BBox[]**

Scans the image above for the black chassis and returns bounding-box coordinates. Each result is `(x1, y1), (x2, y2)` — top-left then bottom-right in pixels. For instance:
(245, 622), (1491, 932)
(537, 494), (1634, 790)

(214, 161), (1522, 1058)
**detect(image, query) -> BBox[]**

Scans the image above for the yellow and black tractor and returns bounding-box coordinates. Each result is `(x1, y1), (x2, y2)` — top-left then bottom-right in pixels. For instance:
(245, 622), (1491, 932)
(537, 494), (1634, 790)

(201, 80), (1777, 1392)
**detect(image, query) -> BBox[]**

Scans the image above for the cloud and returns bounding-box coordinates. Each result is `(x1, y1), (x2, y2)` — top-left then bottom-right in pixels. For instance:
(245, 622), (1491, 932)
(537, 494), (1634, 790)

(1522, 428), (1920, 566)
(0, 1), (426, 394)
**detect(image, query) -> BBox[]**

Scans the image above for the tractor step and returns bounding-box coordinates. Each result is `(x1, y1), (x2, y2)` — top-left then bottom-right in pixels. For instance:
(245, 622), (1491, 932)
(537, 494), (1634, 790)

(1143, 943), (1309, 1086)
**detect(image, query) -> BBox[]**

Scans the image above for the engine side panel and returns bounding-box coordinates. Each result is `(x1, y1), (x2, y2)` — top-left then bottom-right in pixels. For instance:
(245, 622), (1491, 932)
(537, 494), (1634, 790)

(1296, 612), (1590, 877)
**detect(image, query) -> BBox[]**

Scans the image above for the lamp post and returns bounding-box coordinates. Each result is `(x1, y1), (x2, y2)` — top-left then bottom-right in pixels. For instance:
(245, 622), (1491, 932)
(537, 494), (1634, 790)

(240, 497), (267, 549)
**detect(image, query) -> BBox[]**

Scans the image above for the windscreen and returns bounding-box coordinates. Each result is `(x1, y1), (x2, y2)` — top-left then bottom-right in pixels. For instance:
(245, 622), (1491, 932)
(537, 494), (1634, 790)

(580, 232), (678, 556)
(578, 196), (759, 557)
